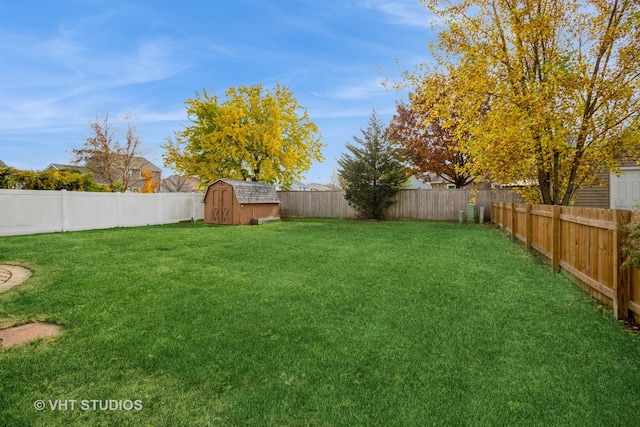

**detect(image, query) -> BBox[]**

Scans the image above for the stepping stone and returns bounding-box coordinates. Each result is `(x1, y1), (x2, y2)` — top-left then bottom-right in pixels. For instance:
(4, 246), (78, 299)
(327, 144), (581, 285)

(0, 265), (32, 293)
(0, 265), (61, 348)
(0, 322), (62, 348)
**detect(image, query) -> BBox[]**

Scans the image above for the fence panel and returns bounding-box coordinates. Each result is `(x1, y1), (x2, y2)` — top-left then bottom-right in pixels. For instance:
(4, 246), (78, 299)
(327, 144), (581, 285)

(0, 190), (205, 237)
(530, 205), (554, 261)
(0, 190), (63, 235)
(278, 191), (357, 218)
(558, 207), (617, 305)
(492, 202), (640, 324)
(279, 189), (520, 221)
(65, 192), (120, 232)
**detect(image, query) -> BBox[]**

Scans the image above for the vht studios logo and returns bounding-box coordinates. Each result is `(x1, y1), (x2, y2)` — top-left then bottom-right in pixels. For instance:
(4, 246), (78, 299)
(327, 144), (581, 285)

(34, 399), (143, 411)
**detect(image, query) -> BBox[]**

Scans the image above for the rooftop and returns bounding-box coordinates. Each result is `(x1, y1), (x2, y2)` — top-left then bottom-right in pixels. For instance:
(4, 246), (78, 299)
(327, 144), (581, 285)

(206, 179), (281, 204)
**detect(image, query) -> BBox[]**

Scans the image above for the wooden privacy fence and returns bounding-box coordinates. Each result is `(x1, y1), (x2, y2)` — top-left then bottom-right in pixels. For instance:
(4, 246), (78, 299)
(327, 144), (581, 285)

(492, 202), (640, 323)
(279, 189), (520, 221)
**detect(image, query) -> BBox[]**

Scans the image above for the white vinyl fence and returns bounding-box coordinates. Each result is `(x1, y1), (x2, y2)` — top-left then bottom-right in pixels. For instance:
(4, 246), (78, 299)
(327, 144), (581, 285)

(0, 190), (205, 237)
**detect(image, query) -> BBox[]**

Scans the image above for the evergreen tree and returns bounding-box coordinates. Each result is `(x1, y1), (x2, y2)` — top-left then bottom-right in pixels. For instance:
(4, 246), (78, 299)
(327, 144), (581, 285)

(338, 111), (409, 219)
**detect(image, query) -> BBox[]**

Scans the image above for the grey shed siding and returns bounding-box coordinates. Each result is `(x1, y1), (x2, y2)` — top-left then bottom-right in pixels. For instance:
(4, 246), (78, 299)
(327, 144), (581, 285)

(573, 172), (610, 208)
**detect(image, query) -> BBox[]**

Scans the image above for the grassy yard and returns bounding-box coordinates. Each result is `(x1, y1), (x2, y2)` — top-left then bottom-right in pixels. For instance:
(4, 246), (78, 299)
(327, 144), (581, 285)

(1, 219), (639, 426)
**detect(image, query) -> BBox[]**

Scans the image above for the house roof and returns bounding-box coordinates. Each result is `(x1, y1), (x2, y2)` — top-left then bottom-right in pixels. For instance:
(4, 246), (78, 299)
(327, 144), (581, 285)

(48, 157), (161, 173)
(307, 183), (331, 191)
(292, 180), (309, 190)
(0, 159), (7, 168)
(204, 179), (281, 204)
(46, 163), (87, 173)
(129, 157), (162, 172)
(161, 175), (200, 193)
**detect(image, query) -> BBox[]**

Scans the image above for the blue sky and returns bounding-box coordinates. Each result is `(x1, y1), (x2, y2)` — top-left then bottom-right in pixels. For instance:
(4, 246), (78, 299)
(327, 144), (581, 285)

(0, 0), (437, 184)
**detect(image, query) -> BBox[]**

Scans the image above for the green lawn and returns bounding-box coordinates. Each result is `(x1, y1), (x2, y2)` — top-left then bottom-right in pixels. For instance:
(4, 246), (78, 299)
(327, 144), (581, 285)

(1, 219), (639, 426)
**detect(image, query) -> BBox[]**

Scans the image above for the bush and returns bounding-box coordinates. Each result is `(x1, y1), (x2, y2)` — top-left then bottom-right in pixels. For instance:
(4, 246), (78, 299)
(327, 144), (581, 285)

(621, 210), (640, 270)
(0, 167), (107, 191)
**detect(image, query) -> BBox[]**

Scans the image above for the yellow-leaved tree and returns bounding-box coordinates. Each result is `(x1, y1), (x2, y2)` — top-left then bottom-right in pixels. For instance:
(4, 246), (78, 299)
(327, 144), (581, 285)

(415, 0), (640, 204)
(141, 168), (159, 193)
(162, 83), (324, 188)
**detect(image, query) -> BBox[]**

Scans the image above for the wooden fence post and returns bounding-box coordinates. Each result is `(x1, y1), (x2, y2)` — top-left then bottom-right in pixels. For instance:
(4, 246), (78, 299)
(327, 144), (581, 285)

(490, 201), (497, 224)
(552, 205), (561, 272)
(511, 202), (517, 240)
(525, 204), (532, 250)
(493, 202), (497, 226)
(613, 209), (629, 319)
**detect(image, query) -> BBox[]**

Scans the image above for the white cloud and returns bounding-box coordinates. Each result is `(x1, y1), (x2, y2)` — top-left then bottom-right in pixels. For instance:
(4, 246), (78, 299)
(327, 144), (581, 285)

(120, 38), (187, 85)
(311, 77), (389, 101)
(0, 25), (189, 134)
(137, 109), (187, 123)
(354, 0), (437, 28)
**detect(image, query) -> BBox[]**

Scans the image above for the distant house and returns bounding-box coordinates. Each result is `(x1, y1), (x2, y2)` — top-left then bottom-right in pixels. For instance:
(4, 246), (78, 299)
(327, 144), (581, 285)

(202, 179), (280, 225)
(125, 157), (162, 192)
(293, 180), (312, 191)
(274, 180), (311, 191)
(307, 183), (331, 191)
(46, 163), (87, 173)
(573, 160), (640, 209)
(0, 160), (7, 168)
(161, 175), (200, 193)
(48, 157), (162, 192)
(407, 176), (432, 190)
(409, 173), (491, 190)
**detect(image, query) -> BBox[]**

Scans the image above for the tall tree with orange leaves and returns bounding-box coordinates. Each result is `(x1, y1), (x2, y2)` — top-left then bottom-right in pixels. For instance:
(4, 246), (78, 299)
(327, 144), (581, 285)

(414, 0), (640, 204)
(389, 74), (476, 188)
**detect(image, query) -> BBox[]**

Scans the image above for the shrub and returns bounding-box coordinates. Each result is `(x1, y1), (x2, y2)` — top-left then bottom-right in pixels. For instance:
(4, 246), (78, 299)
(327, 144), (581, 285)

(621, 210), (640, 270)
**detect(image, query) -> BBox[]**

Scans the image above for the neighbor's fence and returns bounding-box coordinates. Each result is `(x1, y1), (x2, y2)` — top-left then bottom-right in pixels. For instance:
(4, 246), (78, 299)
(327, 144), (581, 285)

(0, 189), (205, 237)
(492, 202), (640, 323)
(278, 189), (521, 221)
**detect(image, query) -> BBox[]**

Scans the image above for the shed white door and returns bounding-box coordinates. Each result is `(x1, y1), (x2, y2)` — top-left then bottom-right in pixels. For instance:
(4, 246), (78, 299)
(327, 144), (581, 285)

(610, 168), (640, 210)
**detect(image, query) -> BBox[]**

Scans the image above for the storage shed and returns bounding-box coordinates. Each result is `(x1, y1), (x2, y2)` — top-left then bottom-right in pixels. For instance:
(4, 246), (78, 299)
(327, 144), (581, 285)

(202, 179), (280, 225)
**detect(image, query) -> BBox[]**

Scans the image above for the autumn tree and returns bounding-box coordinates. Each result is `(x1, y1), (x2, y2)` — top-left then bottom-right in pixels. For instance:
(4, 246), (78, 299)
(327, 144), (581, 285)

(389, 76), (475, 188)
(71, 112), (143, 191)
(162, 83), (324, 188)
(161, 175), (199, 193)
(418, 0), (640, 204)
(338, 111), (409, 219)
(141, 168), (160, 193)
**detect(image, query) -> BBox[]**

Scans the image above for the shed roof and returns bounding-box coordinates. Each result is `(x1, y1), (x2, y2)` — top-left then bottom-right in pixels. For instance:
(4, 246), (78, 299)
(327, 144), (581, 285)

(204, 179), (281, 204)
